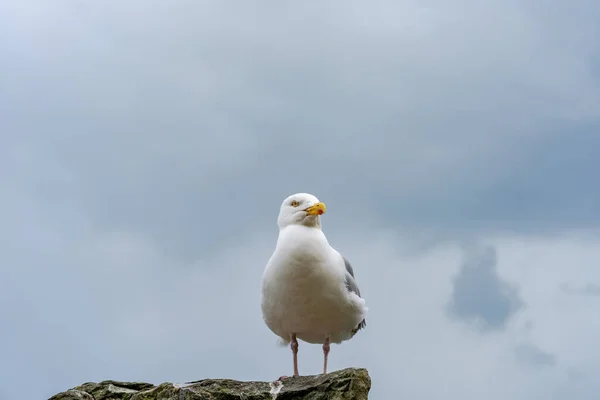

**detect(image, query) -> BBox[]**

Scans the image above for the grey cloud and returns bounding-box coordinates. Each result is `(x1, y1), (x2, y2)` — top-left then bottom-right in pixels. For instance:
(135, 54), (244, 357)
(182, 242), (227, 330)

(582, 284), (600, 296)
(446, 246), (525, 332)
(561, 282), (600, 296)
(514, 343), (557, 367)
(2, 1), (600, 400)
(2, 0), (600, 264)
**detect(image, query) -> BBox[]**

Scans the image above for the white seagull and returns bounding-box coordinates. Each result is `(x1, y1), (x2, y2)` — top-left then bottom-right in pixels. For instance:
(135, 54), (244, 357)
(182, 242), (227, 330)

(260, 193), (368, 377)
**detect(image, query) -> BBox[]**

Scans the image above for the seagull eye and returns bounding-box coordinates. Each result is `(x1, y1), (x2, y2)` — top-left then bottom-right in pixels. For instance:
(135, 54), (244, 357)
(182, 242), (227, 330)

(291, 200), (299, 207)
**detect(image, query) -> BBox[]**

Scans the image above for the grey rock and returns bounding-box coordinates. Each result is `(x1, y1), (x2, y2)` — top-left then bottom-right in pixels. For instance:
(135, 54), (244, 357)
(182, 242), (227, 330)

(49, 367), (371, 400)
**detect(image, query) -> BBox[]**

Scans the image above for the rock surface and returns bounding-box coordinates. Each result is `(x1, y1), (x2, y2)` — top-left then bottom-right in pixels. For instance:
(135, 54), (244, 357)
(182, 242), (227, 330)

(48, 367), (371, 400)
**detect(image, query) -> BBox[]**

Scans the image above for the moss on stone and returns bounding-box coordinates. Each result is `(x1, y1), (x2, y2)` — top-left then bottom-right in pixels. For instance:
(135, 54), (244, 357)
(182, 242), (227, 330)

(49, 367), (371, 400)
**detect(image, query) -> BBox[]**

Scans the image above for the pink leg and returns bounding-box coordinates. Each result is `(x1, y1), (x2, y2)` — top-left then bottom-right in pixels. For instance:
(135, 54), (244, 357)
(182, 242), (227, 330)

(277, 334), (300, 380)
(291, 333), (299, 377)
(322, 337), (330, 374)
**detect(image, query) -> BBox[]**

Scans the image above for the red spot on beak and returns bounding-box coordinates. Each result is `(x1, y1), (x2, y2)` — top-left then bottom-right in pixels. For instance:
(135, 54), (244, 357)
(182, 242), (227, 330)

(318, 209), (324, 215)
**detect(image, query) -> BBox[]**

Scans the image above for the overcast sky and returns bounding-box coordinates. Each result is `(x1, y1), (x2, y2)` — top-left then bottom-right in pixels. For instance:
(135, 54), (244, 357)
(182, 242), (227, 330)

(2, 1), (600, 399)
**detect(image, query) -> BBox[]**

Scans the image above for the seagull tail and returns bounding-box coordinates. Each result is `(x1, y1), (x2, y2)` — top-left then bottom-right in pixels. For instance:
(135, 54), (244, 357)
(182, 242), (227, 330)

(276, 337), (290, 347)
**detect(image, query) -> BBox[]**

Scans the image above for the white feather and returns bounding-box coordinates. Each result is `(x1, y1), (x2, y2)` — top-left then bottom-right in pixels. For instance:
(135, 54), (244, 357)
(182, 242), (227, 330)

(260, 193), (368, 345)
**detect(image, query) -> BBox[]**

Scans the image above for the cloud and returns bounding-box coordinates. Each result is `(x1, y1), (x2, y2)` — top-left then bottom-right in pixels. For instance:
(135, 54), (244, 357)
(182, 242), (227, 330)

(2, 212), (600, 400)
(561, 282), (600, 296)
(446, 246), (525, 332)
(514, 343), (557, 367)
(2, 1), (600, 400)
(2, 0), (600, 255)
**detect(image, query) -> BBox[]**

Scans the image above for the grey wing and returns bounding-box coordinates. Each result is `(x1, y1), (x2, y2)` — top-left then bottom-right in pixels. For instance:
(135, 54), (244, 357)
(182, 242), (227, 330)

(343, 256), (361, 297)
(342, 256), (366, 334)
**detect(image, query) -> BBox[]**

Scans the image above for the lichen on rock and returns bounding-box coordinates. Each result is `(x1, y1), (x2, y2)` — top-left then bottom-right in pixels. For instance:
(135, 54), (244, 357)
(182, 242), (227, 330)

(48, 367), (371, 400)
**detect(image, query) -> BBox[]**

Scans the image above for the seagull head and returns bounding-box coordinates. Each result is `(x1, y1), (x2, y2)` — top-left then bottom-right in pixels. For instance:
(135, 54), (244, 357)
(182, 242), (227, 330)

(277, 192), (327, 229)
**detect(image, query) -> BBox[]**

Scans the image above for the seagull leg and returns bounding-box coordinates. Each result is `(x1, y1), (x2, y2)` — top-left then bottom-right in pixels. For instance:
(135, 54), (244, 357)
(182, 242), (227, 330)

(291, 333), (299, 377)
(276, 334), (300, 381)
(322, 337), (330, 374)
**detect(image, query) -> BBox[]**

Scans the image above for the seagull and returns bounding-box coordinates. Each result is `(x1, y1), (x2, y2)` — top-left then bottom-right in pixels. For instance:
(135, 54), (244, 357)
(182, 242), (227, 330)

(260, 193), (367, 377)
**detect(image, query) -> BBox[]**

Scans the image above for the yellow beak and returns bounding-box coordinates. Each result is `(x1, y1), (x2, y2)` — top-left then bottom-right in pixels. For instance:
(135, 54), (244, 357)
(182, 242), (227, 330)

(305, 202), (326, 216)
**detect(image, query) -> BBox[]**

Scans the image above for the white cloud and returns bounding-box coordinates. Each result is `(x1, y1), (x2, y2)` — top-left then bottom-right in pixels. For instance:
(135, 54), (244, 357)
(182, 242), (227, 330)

(329, 230), (600, 399)
(5, 223), (599, 399)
